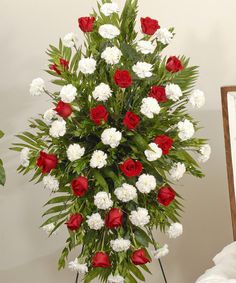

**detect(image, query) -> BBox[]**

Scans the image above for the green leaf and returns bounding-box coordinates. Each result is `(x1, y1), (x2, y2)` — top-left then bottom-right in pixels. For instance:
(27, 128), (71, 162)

(91, 169), (109, 191)
(134, 228), (152, 247)
(0, 160), (6, 186)
(44, 195), (72, 206)
(43, 204), (70, 216)
(0, 130), (4, 139)
(129, 264), (146, 281)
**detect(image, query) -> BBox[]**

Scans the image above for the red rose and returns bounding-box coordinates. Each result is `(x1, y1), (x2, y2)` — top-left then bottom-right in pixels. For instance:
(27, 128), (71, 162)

(154, 135), (173, 155)
(105, 208), (123, 229)
(78, 17), (95, 32)
(114, 69), (132, 88)
(66, 213), (83, 231)
(166, 56), (184, 73)
(90, 105), (108, 125)
(36, 151), (58, 174)
(131, 249), (151, 265)
(49, 58), (69, 75)
(123, 112), (140, 130)
(55, 100), (72, 119)
(92, 252), (111, 268)
(149, 86), (167, 103)
(50, 64), (61, 75)
(120, 159), (142, 177)
(141, 17), (160, 35)
(59, 58), (69, 70)
(157, 186), (176, 206)
(72, 176), (89, 197)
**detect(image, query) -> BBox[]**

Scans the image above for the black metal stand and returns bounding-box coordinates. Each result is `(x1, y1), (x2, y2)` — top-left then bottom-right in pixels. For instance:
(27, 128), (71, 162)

(75, 272), (79, 283)
(159, 259), (168, 283)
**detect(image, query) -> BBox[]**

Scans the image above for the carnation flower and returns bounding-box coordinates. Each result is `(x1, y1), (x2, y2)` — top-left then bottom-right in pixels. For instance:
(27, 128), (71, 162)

(114, 183), (137, 202)
(20, 148), (30, 167)
(94, 192), (113, 210)
(43, 108), (57, 124)
(92, 83), (112, 101)
(110, 238), (131, 252)
(132, 62), (153, 78)
(62, 32), (78, 48)
(189, 89), (205, 108)
(78, 57), (97, 74)
(101, 128), (122, 148)
(156, 28), (173, 45)
(99, 24), (120, 39)
(165, 83), (183, 102)
(101, 46), (122, 65)
(42, 223), (56, 235)
(167, 223), (183, 239)
(49, 120), (66, 138)
(43, 175), (59, 192)
(108, 274), (125, 283)
(100, 2), (119, 16)
(30, 78), (45, 96)
(68, 258), (88, 275)
(152, 244), (169, 259)
(86, 213), (104, 230)
(177, 119), (195, 141)
(67, 144), (85, 162)
(129, 207), (150, 227)
(145, 143), (162, 161)
(136, 174), (156, 194)
(140, 97), (160, 118)
(90, 150), (108, 169)
(59, 84), (77, 103)
(169, 162), (186, 181)
(197, 144), (211, 163)
(136, 40), (156, 55)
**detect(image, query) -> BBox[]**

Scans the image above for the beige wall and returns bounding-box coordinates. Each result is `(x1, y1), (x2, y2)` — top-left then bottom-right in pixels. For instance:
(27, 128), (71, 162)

(0, 0), (235, 282)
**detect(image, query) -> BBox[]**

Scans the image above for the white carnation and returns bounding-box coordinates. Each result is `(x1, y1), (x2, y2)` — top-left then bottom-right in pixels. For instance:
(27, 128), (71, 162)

(108, 274), (125, 283)
(198, 144), (211, 163)
(101, 2), (119, 16)
(140, 97), (160, 119)
(20, 148), (30, 167)
(189, 89), (205, 108)
(43, 175), (59, 192)
(94, 192), (113, 210)
(177, 119), (195, 141)
(136, 40), (156, 55)
(156, 28), (173, 45)
(49, 120), (66, 138)
(132, 62), (153, 78)
(114, 183), (137, 203)
(68, 259), (88, 275)
(136, 174), (156, 194)
(30, 78), (45, 96)
(86, 213), (104, 230)
(101, 46), (122, 65)
(60, 84), (77, 103)
(67, 144), (85, 162)
(62, 32), (78, 48)
(43, 108), (57, 124)
(99, 24), (120, 39)
(110, 238), (131, 252)
(165, 84), (183, 102)
(167, 223), (183, 239)
(129, 207), (150, 228)
(101, 128), (122, 148)
(90, 150), (108, 169)
(145, 143), (162, 162)
(42, 223), (56, 235)
(78, 57), (97, 74)
(152, 244), (169, 259)
(169, 162), (186, 181)
(92, 83), (112, 101)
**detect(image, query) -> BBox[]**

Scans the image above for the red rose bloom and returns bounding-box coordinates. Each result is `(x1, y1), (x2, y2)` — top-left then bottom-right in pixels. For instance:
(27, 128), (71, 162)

(49, 58), (69, 75)
(92, 252), (111, 268)
(66, 213), (83, 231)
(166, 56), (184, 73)
(131, 249), (151, 265)
(72, 176), (89, 197)
(105, 208), (123, 229)
(149, 86), (167, 103)
(90, 105), (108, 125)
(114, 69), (132, 88)
(36, 151), (58, 174)
(60, 58), (69, 70)
(141, 17), (160, 35)
(123, 112), (140, 130)
(154, 135), (173, 155)
(78, 17), (95, 32)
(120, 159), (142, 177)
(55, 100), (72, 119)
(50, 64), (61, 75)
(157, 186), (176, 206)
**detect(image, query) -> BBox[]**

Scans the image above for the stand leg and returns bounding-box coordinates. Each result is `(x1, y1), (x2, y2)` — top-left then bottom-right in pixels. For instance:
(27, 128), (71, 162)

(158, 259), (168, 283)
(75, 272), (79, 283)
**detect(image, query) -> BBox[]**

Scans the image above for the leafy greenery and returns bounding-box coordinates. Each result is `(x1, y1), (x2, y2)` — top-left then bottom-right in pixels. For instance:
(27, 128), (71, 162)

(0, 130), (6, 186)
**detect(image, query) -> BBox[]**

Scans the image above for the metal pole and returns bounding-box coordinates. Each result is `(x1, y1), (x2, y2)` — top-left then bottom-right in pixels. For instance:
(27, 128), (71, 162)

(75, 272), (79, 283)
(158, 259), (168, 283)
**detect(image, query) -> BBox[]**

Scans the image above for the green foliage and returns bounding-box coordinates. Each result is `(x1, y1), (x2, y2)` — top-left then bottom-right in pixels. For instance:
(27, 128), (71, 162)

(0, 130), (6, 186)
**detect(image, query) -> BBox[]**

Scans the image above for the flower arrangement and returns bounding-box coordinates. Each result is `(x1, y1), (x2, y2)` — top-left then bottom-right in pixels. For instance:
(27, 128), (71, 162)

(0, 130), (6, 186)
(11, 0), (211, 282)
